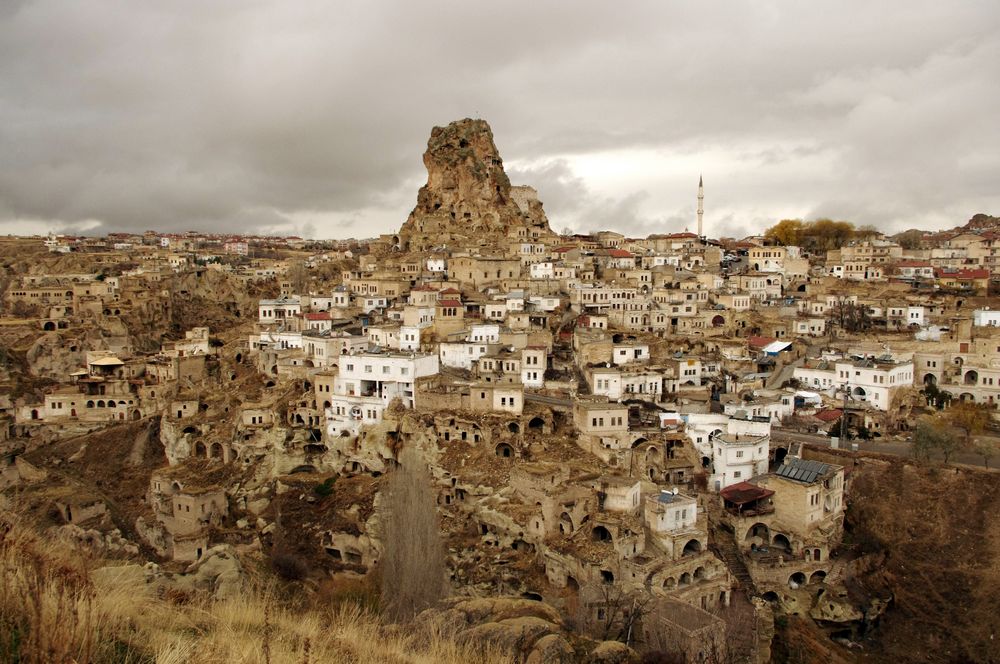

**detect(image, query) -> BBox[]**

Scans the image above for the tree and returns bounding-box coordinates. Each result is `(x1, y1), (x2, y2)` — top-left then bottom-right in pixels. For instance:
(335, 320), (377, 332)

(972, 438), (997, 469)
(378, 446), (447, 621)
(894, 229), (925, 250)
(854, 224), (881, 241)
(764, 219), (804, 246)
(944, 401), (991, 447)
(912, 415), (966, 464)
(827, 299), (872, 334)
(578, 582), (652, 645)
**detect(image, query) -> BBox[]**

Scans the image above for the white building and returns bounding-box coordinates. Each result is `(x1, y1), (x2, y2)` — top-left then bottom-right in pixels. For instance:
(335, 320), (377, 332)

(528, 295), (561, 311)
(399, 325), (422, 351)
(973, 309), (1000, 327)
(468, 323), (501, 344)
(520, 347), (546, 388)
(612, 343), (650, 365)
(439, 342), (493, 370)
(530, 262), (555, 279)
(325, 351), (439, 436)
(258, 297), (302, 324)
(710, 432), (770, 492)
(793, 358), (914, 412)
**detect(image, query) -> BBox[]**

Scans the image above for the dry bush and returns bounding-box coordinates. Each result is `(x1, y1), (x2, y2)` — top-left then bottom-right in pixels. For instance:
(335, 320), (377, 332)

(0, 509), (509, 664)
(271, 549), (310, 582)
(315, 573), (380, 614)
(0, 512), (146, 663)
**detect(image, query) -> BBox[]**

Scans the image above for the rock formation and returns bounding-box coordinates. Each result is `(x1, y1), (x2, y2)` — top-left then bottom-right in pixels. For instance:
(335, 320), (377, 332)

(397, 118), (554, 252)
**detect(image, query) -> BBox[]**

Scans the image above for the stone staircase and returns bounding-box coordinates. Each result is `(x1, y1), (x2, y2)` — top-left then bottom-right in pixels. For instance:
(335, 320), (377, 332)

(710, 524), (757, 596)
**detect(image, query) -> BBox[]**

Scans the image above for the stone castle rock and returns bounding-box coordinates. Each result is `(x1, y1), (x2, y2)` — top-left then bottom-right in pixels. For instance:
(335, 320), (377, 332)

(397, 118), (554, 252)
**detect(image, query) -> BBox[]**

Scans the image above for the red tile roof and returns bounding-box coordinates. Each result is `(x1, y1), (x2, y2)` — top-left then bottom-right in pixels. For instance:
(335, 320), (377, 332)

(720, 482), (775, 505)
(304, 313), (331, 321)
(608, 249), (633, 258)
(937, 268), (989, 279)
(438, 300), (463, 307)
(747, 336), (777, 349)
(814, 409), (843, 422)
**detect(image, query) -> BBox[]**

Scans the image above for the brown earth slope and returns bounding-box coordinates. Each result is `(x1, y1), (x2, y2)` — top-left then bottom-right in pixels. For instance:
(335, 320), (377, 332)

(846, 461), (1000, 663)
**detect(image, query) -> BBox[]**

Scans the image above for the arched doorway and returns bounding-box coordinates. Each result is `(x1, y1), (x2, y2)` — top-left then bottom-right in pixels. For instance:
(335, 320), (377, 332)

(682, 539), (702, 556)
(746, 523), (770, 548)
(774, 447), (788, 466)
(788, 572), (806, 588)
(712, 315), (725, 327)
(772, 533), (792, 553)
(507, 422), (520, 434)
(495, 443), (514, 458)
(194, 441), (207, 457)
(559, 512), (574, 535)
(528, 416), (545, 431)
(964, 370), (979, 385)
(923, 373), (937, 386)
(592, 525), (613, 542)
(809, 570), (827, 584)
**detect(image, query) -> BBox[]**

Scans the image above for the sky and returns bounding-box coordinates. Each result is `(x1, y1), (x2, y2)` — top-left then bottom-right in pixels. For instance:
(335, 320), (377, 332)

(1, 1), (998, 240)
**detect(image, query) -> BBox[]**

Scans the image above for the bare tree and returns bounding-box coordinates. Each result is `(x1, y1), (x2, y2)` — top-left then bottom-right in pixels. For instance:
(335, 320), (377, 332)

(378, 446), (447, 621)
(577, 582), (651, 646)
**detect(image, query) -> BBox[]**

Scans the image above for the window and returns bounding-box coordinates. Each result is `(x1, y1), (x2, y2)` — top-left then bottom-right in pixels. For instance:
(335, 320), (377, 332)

(382, 366), (390, 374)
(733, 471), (741, 478)
(364, 365), (372, 373)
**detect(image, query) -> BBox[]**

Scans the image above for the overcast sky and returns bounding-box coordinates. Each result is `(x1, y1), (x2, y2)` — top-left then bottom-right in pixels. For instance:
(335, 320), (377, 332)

(1, 1), (998, 240)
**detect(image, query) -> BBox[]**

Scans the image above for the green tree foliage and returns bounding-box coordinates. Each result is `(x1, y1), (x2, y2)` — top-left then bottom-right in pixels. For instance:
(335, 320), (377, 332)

(313, 477), (335, 497)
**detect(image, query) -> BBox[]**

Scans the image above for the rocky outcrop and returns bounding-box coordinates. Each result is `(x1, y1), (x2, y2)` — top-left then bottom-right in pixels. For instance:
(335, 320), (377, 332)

(412, 596), (638, 663)
(54, 524), (140, 557)
(397, 119), (553, 252)
(92, 544), (245, 602)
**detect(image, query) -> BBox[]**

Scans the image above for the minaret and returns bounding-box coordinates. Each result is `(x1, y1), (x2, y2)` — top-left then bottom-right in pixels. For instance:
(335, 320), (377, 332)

(697, 175), (704, 238)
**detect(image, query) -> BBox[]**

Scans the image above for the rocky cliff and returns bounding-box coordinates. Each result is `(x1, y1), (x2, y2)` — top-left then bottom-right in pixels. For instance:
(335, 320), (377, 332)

(397, 119), (553, 252)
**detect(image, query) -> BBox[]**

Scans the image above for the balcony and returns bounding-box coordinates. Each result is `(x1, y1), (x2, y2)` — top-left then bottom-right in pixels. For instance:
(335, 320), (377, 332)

(725, 504), (774, 518)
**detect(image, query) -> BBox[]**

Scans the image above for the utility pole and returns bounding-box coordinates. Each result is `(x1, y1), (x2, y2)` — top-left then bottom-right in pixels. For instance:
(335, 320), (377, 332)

(841, 379), (851, 447)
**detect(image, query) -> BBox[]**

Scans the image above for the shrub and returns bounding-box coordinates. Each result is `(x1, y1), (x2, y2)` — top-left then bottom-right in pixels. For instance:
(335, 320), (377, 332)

(271, 550), (309, 581)
(313, 477), (335, 497)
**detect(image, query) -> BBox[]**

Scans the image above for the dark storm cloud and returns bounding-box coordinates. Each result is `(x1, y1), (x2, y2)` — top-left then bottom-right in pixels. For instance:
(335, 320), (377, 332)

(0, 1), (998, 238)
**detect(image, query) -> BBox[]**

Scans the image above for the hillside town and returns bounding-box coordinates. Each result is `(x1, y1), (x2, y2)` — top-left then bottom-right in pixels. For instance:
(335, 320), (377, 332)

(2, 119), (999, 663)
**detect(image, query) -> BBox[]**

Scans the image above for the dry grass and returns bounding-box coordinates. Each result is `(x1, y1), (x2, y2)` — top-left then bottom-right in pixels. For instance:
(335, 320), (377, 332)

(0, 509), (514, 664)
